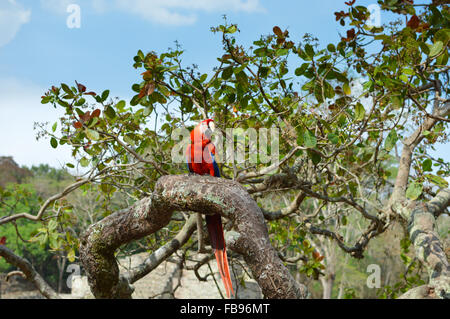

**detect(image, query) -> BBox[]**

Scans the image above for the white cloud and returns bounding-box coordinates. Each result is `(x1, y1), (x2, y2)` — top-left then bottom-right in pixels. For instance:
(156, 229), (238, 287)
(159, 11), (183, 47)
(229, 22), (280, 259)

(39, 0), (73, 15)
(0, 77), (73, 168)
(0, 0), (31, 47)
(115, 0), (265, 25)
(160, 0), (265, 13)
(40, 0), (264, 26)
(115, 0), (193, 26)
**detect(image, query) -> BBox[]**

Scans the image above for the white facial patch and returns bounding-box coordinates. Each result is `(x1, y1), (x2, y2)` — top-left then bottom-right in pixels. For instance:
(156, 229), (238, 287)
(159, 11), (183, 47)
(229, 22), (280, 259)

(208, 121), (216, 132)
(199, 120), (215, 139)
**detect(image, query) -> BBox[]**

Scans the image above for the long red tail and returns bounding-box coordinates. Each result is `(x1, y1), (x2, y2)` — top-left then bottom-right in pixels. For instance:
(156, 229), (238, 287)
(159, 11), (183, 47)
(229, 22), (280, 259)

(205, 214), (235, 298)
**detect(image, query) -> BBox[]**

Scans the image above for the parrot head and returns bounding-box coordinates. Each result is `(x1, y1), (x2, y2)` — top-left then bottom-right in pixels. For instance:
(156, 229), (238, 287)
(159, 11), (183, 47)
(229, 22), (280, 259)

(191, 119), (215, 143)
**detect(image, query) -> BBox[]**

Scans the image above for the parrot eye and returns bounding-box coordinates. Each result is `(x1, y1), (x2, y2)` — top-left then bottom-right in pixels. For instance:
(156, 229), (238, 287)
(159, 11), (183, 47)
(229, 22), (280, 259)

(208, 121), (215, 132)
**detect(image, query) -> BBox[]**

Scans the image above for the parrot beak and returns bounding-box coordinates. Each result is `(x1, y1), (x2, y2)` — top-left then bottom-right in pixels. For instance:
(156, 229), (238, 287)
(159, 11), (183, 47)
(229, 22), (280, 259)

(209, 121), (216, 133)
(200, 120), (214, 140)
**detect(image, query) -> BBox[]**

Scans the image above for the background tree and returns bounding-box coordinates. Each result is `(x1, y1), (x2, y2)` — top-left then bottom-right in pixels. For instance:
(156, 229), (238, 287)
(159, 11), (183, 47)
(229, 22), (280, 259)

(1, 0), (449, 299)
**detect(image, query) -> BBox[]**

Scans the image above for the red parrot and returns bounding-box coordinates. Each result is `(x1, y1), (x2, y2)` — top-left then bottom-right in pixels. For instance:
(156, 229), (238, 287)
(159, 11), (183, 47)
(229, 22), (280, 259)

(186, 119), (235, 299)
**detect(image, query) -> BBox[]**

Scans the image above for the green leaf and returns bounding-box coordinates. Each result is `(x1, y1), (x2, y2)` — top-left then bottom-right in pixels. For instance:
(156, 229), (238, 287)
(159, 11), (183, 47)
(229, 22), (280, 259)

(308, 150), (321, 164)
(305, 44), (315, 58)
(276, 48), (289, 56)
(406, 182), (423, 200)
(236, 71), (249, 89)
(66, 163), (75, 168)
(259, 67), (270, 78)
(80, 157), (90, 168)
(296, 127), (305, 146)
(295, 63), (309, 76)
(402, 68), (415, 76)
(355, 102), (366, 121)
(314, 84), (324, 103)
(86, 129), (100, 141)
(41, 96), (52, 104)
(101, 90), (110, 102)
(52, 122), (58, 132)
(123, 135), (135, 146)
(40, 233), (48, 247)
(328, 133), (339, 145)
(105, 106), (116, 119)
(50, 138), (58, 149)
(222, 67), (233, 80)
(199, 74), (208, 83)
(88, 117), (99, 128)
(343, 82), (351, 96)
(304, 130), (317, 148)
(48, 219), (58, 231)
(228, 25), (237, 34)
(384, 129), (398, 152)
(61, 83), (72, 96)
(436, 49), (449, 66)
(429, 41), (443, 57)
(434, 28), (450, 43)
(116, 100), (126, 111)
(75, 98), (86, 106)
(323, 81), (335, 99)
(67, 249), (76, 263)
(425, 174), (449, 188)
(421, 159), (433, 172)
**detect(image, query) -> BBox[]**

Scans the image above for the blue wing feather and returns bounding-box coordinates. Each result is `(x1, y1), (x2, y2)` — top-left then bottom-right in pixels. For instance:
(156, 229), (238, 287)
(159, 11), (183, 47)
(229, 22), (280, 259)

(211, 154), (221, 177)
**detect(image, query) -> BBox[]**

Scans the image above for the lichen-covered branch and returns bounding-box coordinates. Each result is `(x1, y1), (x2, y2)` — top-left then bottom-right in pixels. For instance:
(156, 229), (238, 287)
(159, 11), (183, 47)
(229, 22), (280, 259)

(395, 189), (450, 299)
(0, 245), (60, 299)
(79, 174), (309, 299)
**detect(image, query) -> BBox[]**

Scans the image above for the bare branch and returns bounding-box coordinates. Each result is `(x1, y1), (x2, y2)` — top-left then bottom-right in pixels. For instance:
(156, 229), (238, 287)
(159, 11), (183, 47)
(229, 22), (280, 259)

(262, 192), (306, 221)
(0, 245), (60, 299)
(0, 179), (89, 225)
(125, 215), (197, 284)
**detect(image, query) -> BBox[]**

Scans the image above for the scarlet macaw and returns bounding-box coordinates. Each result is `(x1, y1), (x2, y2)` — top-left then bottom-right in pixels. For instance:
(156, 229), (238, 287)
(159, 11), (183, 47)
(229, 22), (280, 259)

(186, 119), (235, 299)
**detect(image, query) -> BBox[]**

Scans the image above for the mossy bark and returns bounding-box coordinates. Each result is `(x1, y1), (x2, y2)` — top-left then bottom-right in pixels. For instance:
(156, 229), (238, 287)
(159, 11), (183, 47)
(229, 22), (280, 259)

(80, 174), (309, 299)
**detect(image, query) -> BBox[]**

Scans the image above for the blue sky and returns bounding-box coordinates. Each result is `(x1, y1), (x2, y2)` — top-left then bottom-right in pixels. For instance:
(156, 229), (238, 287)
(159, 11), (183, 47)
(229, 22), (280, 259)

(0, 0), (447, 170)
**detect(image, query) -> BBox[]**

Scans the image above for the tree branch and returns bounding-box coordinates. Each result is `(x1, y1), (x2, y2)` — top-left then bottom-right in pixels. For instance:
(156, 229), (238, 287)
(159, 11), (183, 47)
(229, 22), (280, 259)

(389, 100), (450, 205)
(124, 215), (197, 284)
(0, 245), (60, 299)
(0, 179), (89, 225)
(79, 174), (309, 299)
